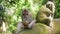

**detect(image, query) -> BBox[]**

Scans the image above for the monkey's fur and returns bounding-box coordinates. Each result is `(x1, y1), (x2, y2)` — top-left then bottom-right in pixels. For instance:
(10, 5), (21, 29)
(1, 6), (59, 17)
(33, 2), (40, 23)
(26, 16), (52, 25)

(36, 6), (53, 26)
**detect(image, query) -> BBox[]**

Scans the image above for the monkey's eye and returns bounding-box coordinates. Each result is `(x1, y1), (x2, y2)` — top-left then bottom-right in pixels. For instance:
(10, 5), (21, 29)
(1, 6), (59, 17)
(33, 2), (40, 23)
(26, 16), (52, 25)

(22, 13), (25, 15)
(46, 4), (49, 7)
(23, 13), (28, 15)
(46, 4), (51, 8)
(26, 13), (28, 15)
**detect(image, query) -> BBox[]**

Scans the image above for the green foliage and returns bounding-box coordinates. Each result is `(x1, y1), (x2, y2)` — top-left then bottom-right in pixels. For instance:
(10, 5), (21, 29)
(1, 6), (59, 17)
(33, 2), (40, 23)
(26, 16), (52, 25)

(0, 0), (60, 33)
(54, 0), (60, 18)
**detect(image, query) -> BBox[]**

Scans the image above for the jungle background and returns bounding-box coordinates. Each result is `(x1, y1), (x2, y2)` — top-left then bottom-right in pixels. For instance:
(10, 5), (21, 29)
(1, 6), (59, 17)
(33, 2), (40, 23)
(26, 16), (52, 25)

(0, 0), (60, 34)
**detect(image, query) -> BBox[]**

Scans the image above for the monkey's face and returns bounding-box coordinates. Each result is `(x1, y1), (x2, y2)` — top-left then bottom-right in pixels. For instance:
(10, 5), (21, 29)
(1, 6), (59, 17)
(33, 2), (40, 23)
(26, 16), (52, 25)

(46, 4), (53, 11)
(22, 9), (29, 18)
(22, 9), (29, 26)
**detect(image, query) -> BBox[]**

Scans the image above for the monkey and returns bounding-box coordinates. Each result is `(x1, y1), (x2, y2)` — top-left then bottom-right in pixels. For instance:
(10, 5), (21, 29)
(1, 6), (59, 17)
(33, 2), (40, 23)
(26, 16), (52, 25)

(36, 5), (55, 34)
(16, 8), (36, 34)
(0, 5), (6, 34)
(36, 5), (53, 26)
(46, 1), (55, 28)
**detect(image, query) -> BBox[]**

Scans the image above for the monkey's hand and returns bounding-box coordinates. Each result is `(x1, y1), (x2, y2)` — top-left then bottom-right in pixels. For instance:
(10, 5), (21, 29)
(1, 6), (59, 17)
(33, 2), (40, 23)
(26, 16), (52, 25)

(28, 20), (36, 28)
(23, 21), (29, 26)
(45, 11), (53, 17)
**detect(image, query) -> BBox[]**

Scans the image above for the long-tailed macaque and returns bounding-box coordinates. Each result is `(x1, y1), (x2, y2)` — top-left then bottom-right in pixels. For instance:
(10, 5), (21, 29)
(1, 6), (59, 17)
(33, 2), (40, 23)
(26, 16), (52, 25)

(46, 0), (55, 28)
(0, 5), (6, 34)
(16, 8), (36, 34)
(36, 5), (55, 34)
(36, 0), (55, 26)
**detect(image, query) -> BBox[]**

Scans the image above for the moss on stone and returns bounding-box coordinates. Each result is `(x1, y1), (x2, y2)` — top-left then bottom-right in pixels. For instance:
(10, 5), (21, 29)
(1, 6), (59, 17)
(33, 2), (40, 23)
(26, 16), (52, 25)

(19, 23), (49, 34)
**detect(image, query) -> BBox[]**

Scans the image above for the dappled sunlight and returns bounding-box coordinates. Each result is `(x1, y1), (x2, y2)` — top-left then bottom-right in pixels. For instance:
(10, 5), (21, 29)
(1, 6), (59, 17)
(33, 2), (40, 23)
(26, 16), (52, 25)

(0, 0), (60, 34)
(5, 7), (15, 15)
